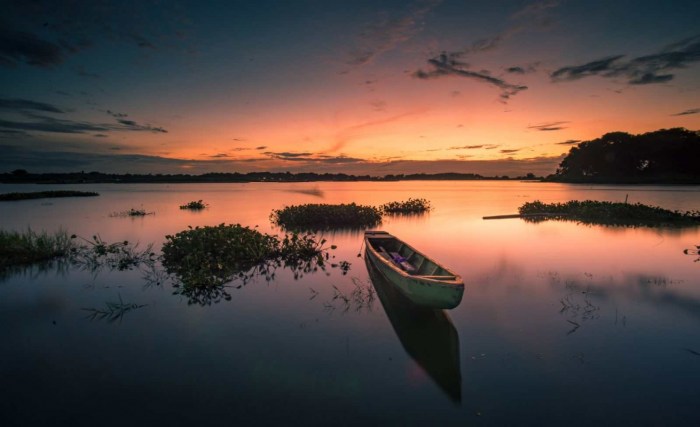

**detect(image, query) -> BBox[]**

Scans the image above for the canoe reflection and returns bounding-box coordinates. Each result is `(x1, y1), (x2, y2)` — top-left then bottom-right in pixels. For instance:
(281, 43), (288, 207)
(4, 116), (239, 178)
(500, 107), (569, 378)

(365, 256), (462, 404)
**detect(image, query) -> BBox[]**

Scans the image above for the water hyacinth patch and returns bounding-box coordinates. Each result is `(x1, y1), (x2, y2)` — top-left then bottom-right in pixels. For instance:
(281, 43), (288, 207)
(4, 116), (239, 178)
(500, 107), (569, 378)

(109, 208), (154, 217)
(379, 198), (432, 214)
(519, 200), (700, 227)
(161, 223), (340, 292)
(180, 200), (208, 210)
(271, 203), (382, 230)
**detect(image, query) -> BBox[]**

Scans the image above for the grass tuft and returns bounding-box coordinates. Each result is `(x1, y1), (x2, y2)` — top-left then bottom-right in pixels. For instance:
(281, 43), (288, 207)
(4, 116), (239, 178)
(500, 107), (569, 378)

(0, 228), (74, 269)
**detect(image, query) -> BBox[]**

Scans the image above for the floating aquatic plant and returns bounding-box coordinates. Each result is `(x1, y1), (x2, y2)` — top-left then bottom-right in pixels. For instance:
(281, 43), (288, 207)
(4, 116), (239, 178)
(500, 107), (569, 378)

(161, 223), (342, 297)
(519, 200), (700, 227)
(109, 208), (154, 217)
(179, 200), (208, 210)
(71, 234), (156, 272)
(271, 203), (382, 230)
(379, 198), (432, 214)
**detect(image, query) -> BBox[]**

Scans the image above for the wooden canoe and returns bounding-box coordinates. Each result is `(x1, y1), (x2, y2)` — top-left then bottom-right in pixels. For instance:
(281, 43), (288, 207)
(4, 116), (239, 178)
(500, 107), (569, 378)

(364, 230), (464, 309)
(365, 257), (462, 403)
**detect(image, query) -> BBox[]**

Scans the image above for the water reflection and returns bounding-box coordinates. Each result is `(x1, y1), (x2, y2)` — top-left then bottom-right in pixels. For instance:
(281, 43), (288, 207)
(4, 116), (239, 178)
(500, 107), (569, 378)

(365, 257), (462, 403)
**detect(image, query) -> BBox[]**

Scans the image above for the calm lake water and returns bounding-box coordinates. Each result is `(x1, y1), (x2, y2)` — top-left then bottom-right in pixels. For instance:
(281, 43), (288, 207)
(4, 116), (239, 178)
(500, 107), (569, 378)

(1, 181), (699, 426)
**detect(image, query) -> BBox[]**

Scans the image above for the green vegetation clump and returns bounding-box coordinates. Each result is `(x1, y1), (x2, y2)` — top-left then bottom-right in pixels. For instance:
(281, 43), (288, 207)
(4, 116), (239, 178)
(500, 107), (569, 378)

(519, 200), (700, 227)
(110, 208), (154, 217)
(72, 235), (156, 272)
(161, 224), (331, 291)
(0, 190), (99, 201)
(380, 198), (432, 214)
(271, 203), (382, 230)
(0, 229), (74, 269)
(180, 200), (208, 210)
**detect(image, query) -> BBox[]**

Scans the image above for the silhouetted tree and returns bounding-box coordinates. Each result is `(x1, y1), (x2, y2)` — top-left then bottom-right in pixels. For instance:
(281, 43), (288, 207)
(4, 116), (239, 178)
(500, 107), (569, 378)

(553, 128), (700, 183)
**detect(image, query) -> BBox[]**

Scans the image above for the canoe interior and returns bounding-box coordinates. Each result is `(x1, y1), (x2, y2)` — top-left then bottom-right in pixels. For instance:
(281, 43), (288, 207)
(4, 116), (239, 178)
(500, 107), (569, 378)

(366, 234), (456, 278)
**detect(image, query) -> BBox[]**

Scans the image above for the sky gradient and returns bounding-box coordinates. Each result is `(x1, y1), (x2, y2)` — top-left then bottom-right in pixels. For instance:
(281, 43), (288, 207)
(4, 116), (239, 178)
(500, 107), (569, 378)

(1, 0), (699, 176)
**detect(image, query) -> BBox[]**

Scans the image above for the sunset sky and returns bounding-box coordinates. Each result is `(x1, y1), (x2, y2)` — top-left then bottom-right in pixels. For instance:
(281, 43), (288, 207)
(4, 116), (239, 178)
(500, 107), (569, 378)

(1, 0), (699, 176)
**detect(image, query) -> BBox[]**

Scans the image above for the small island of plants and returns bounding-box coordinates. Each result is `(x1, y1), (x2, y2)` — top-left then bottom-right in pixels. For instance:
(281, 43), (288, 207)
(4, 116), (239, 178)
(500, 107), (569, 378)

(271, 203), (383, 230)
(110, 208), (154, 217)
(0, 190), (99, 201)
(519, 200), (700, 227)
(271, 199), (433, 230)
(162, 223), (337, 291)
(379, 198), (431, 214)
(180, 200), (208, 210)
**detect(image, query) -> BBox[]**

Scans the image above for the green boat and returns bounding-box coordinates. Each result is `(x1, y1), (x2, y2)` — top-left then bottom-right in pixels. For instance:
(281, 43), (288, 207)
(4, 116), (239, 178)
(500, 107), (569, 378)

(365, 258), (462, 403)
(364, 230), (464, 309)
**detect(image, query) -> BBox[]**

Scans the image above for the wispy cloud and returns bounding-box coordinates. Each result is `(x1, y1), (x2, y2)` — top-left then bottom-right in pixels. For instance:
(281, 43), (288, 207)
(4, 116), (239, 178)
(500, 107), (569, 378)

(0, 97), (65, 113)
(556, 139), (580, 145)
(551, 34), (700, 85)
(0, 30), (66, 68)
(459, 0), (559, 56)
(671, 108), (700, 116)
(500, 148), (521, 154)
(347, 0), (441, 66)
(326, 111), (419, 153)
(413, 52), (527, 102)
(0, 114), (167, 134)
(263, 151), (364, 164)
(448, 144), (500, 150)
(528, 121), (568, 131)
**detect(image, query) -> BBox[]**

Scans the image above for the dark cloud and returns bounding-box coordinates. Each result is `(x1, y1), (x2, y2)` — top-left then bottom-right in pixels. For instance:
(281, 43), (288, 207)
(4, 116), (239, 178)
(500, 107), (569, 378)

(116, 118), (167, 133)
(263, 151), (363, 164)
(255, 146), (267, 150)
(506, 66), (526, 74)
(94, 133), (108, 138)
(671, 108), (700, 116)
(448, 144), (500, 150)
(0, 116), (109, 134)
(105, 110), (128, 118)
(528, 121), (568, 131)
(500, 149), (521, 154)
(0, 144), (563, 176)
(210, 153), (229, 158)
(556, 139), (580, 145)
(0, 114), (167, 134)
(413, 52), (527, 102)
(551, 55), (624, 81)
(0, 98), (65, 113)
(347, 0), (441, 66)
(551, 35), (700, 85)
(0, 29), (65, 68)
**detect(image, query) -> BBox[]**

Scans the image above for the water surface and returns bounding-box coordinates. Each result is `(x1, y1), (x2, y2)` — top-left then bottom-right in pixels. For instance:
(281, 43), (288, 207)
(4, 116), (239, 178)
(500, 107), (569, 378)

(1, 181), (699, 426)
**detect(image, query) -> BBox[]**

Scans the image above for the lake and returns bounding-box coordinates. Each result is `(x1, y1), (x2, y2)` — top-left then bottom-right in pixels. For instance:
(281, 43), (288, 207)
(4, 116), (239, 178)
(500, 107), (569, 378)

(1, 181), (699, 426)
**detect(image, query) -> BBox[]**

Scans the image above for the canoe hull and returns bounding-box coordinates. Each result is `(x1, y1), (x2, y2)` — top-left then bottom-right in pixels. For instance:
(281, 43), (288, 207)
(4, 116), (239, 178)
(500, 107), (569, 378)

(364, 231), (464, 309)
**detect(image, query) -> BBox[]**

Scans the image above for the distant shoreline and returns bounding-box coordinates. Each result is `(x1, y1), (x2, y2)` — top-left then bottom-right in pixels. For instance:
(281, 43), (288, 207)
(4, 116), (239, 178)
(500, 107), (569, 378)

(1, 171), (542, 184)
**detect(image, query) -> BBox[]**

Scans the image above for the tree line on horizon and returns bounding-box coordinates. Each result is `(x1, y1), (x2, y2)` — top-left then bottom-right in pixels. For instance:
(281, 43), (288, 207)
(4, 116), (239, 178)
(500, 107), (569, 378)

(0, 170), (540, 184)
(547, 128), (700, 183)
